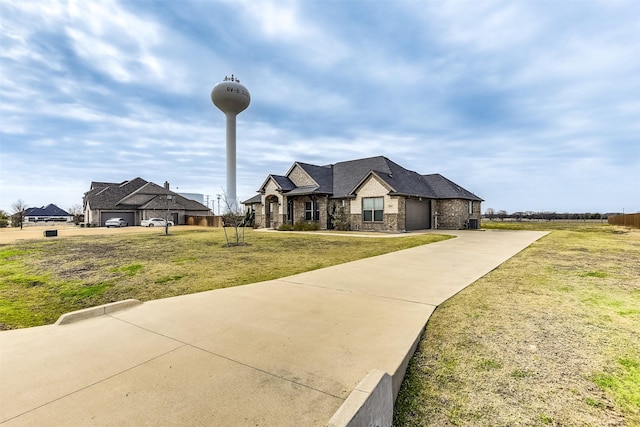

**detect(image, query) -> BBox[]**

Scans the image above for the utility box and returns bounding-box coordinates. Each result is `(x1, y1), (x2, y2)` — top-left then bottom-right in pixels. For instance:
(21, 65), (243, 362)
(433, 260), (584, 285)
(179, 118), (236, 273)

(43, 229), (58, 237)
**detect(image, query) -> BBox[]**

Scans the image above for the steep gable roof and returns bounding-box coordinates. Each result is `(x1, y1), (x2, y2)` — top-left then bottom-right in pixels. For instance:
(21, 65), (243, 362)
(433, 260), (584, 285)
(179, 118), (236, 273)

(332, 156), (438, 198)
(332, 156), (391, 197)
(259, 175), (296, 193)
(85, 178), (149, 209)
(295, 162), (333, 193)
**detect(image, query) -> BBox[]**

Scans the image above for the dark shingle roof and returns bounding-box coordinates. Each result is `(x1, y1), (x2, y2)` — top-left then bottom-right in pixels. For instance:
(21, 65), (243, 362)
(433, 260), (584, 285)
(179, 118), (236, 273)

(423, 174), (483, 201)
(332, 156), (391, 197)
(25, 204), (70, 217)
(285, 185), (323, 196)
(249, 155), (483, 203)
(296, 162), (333, 193)
(259, 175), (296, 193)
(243, 194), (262, 204)
(84, 178), (210, 211)
(271, 175), (296, 191)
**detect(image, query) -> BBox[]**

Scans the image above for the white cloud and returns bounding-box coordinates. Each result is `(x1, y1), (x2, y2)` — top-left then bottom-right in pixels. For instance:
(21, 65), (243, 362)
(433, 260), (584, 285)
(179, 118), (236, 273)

(235, 0), (349, 69)
(410, 1), (541, 53)
(1, 0), (639, 213)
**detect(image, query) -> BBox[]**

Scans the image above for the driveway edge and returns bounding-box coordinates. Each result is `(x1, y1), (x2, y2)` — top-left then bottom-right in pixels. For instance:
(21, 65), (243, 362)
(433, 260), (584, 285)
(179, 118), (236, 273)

(54, 299), (142, 325)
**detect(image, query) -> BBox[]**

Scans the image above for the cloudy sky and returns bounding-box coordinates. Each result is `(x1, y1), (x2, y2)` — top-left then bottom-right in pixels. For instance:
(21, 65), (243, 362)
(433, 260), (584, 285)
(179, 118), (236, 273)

(1, 0), (639, 215)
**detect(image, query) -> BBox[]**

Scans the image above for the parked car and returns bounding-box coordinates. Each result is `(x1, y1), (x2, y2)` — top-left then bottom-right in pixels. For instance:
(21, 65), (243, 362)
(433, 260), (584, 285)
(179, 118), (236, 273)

(105, 218), (128, 228)
(141, 218), (173, 227)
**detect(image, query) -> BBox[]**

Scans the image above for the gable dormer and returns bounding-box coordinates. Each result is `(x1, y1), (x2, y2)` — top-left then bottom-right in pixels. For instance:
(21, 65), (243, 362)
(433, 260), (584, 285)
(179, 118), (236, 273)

(286, 163), (319, 187)
(259, 175), (295, 194)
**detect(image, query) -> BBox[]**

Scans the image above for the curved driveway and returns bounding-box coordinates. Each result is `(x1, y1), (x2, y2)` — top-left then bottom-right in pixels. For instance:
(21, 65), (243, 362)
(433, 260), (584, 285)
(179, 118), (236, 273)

(0, 229), (547, 426)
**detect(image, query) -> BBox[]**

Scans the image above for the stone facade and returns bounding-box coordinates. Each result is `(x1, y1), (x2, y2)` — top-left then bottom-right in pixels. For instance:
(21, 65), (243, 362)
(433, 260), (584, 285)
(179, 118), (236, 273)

(250, 194), (482, 231)
(435, 199), (482, 229)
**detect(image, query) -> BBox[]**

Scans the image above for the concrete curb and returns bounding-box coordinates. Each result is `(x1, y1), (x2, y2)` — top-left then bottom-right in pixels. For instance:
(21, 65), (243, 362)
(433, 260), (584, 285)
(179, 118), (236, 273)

(327, 318), (425, 427)
(54, 299), (142, 325)
(327, 369), (393, 427)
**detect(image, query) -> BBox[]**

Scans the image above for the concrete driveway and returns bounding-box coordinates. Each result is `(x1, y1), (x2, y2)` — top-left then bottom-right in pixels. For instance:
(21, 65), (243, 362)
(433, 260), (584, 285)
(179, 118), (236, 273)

(0, 229), (547, 426)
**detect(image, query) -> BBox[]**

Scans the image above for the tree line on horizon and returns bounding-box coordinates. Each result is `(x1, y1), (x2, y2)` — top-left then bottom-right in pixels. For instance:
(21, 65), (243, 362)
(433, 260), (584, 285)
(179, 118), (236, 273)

(483, 208), (622, 221)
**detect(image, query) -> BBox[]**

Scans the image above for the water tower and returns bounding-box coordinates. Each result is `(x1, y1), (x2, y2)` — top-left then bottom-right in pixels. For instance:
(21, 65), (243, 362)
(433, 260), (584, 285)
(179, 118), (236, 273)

(211, 75), (250, 211)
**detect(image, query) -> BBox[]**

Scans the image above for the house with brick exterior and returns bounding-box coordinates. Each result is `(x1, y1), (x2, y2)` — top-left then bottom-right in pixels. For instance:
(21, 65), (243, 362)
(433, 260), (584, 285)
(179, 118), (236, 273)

(243, 156), (483, 232)
(83, 178), (210, 227)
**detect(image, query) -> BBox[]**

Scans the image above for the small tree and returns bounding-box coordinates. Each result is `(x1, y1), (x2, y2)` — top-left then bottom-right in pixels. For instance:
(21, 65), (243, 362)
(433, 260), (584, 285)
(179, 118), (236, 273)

(485, 208), (496, 221)
(11, 199), (28, 230)
(220, 191), (247, 247)
(68, 204), (84, 225)
(0, 210), (9, 228)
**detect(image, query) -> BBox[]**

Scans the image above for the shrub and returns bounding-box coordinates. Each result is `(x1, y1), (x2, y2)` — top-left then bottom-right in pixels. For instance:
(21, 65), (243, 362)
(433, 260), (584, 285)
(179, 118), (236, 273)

(277, 223), (293, 231)
(293, 222), (320, 231)
(0, 219), (8, 228)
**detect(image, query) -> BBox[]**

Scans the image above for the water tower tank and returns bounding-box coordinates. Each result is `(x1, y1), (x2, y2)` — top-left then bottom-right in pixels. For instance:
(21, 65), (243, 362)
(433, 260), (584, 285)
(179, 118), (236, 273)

(211, 75), (250, 114)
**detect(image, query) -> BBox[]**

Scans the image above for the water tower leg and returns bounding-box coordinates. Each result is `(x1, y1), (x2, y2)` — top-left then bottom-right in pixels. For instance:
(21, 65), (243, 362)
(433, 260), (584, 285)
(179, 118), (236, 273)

(226, 113), (237, 211)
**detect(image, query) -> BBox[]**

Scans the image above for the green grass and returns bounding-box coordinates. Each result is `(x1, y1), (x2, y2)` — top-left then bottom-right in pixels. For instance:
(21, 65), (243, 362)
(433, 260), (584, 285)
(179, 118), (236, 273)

(0, 228), (451, 329)
(394, 221), (640, 426)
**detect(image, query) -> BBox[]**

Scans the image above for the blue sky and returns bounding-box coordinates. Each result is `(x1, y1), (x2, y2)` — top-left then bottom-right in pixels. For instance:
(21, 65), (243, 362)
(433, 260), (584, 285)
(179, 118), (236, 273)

(1, 0), (639, 215)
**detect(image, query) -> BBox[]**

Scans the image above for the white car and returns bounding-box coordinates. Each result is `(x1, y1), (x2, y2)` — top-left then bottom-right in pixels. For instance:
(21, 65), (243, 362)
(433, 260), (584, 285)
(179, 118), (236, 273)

(105, 218), (128, 227)
(141, 218), (173, 227)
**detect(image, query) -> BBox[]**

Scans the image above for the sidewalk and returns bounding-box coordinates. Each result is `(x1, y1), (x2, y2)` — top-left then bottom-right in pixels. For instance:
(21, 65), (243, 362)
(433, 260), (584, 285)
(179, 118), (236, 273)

(0, 230), (547, 426)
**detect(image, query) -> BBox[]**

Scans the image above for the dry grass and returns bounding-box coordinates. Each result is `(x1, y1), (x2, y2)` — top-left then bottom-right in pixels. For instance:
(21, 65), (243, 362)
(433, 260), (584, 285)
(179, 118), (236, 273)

(394, 222), (640, 426)
(0, 228), (450, 329)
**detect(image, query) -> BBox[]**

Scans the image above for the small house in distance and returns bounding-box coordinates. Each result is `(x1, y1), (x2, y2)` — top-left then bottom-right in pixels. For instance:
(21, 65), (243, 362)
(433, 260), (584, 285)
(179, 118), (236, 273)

(24, 204), (72, 223)
(243, 156), (483, 232)
(83, 178), (211, 227)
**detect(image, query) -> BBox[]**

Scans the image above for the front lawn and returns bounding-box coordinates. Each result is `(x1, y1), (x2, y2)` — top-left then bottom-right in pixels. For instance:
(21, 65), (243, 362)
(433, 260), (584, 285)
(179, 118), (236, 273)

(0, 228), (451, 329)
(394, 222), (639, 426)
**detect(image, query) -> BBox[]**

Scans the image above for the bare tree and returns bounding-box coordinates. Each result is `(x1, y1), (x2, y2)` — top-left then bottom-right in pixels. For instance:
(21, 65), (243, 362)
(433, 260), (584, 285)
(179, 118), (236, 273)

(68, 204), (83, 224)
(485, 208), (496, 221)
(11, 199), (28, 230)
(220, 191), (247, 247)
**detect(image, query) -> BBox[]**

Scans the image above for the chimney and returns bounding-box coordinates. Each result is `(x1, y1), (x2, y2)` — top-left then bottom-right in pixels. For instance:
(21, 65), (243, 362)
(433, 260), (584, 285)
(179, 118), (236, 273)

(164, 181), (170, 190)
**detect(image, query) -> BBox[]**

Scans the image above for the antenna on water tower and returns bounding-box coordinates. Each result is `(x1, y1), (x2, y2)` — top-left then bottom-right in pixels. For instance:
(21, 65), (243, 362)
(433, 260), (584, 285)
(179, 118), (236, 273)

(211, 74), (250, 212)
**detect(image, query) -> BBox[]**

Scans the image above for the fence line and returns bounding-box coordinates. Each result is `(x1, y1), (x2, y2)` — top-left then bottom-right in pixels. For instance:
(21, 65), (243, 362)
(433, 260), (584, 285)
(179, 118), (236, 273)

(608, 213), (640, 229)
(185, 215), (222, 227)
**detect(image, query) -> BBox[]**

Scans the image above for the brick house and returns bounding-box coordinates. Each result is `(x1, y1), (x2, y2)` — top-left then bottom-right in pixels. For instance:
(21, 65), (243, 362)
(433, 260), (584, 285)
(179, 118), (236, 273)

(83, 178), (211, 227)
(243, 156), (483, 231)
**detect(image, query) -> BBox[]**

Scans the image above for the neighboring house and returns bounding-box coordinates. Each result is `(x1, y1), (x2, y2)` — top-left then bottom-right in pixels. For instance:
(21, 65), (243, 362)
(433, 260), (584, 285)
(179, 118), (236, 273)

(243, 156), (483, 231)
(83, 178), (211, 227)
(24, 204), (72, 222)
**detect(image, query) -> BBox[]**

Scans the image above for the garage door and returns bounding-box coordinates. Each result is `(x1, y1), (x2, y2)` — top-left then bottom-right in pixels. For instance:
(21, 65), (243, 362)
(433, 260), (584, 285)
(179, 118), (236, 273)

(406, 199), (430, 230)
(101, 212), (136, 227)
